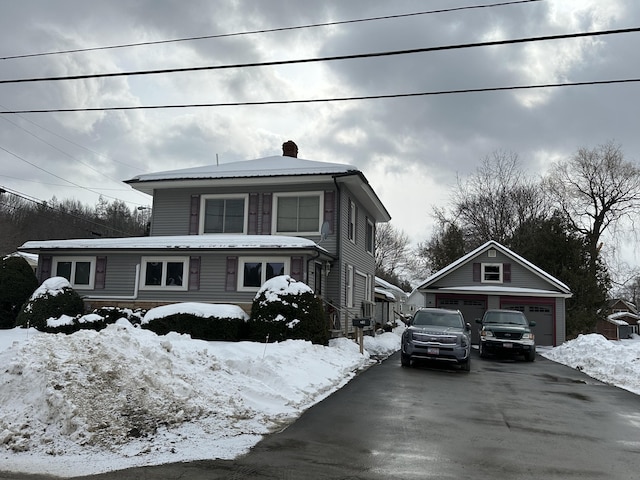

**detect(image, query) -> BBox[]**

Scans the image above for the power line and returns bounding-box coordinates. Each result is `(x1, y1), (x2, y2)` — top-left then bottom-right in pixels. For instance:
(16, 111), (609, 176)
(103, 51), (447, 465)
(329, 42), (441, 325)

(0, 144), (147, 205)
(0, 186), (143, 237)
(0, 78), (637, 114)
(0, 27), (637, 85)
(0, 0), (542, 61)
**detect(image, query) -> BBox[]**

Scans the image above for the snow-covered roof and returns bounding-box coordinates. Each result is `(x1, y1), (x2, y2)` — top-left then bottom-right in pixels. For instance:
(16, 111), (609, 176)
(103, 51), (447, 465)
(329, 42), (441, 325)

(126, 156), (357, 183)
(375, 287), (396, 301)
(416, 240), (571, 295)
(431, 285), (571, 298)
(608, 311), (640, 325)
(375, 277), (409, 296)
(19, 235), (331, 254)
(125, 155), (391, 223)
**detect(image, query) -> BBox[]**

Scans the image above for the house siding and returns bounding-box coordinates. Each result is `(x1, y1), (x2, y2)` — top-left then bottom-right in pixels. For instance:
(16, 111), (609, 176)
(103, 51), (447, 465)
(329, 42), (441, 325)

(431, 249), (553, 291)
(336, 187), (376, 332)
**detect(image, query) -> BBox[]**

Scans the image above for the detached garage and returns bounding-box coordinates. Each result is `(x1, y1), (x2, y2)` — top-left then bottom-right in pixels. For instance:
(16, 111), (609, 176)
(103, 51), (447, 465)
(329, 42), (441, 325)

(415, 241), (572, 346)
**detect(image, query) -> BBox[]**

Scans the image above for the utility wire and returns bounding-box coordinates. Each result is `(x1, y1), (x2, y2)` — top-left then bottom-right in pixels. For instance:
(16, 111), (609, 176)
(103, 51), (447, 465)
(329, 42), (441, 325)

(0, 186), (143, 237)
(0, 0), (542, 61)
(0, 27), (637, 85)
(0, 78), (636, 114)
(0, 144), (147, 205)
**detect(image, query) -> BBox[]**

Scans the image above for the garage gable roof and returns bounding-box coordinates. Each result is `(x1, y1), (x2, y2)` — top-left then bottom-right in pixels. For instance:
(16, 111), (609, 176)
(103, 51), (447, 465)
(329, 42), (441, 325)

(416, 240), (571, 294)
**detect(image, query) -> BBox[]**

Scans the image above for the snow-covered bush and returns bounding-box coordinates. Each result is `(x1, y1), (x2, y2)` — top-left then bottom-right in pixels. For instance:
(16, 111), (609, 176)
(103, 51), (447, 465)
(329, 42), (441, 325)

(141, 303), (250, 341)
(249, 275), (328, 345)
(16, 277), (85, 331)
(0, 256), (38, 329)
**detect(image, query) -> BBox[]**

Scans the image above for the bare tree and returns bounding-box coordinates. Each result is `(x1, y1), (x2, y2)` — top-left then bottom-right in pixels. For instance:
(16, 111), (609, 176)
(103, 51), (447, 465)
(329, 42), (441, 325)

(452, 150), (549, 246)
(375, 223), (414, 285)
(546, 141), (640, 276)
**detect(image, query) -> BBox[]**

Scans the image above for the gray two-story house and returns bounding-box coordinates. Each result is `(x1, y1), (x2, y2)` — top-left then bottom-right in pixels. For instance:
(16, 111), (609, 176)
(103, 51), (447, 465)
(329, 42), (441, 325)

(19, 141), (391, 337)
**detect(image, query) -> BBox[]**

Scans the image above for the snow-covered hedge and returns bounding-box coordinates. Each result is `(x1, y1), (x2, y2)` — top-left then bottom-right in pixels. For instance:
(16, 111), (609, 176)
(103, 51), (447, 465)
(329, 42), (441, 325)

(16, 277), (85, 331)
(249, 275), (329, 345)
(141, 302), (250, 341)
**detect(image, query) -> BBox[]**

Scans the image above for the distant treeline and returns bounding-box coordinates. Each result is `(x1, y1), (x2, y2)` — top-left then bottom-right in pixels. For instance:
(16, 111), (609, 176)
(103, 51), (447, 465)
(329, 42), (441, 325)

(0, 192), (148, 257)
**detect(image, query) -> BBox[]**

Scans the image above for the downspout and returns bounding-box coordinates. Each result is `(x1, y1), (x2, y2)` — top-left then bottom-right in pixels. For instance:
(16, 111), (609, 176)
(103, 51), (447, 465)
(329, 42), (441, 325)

(85, 264), (141, 301)
(333, 176), (347, 336)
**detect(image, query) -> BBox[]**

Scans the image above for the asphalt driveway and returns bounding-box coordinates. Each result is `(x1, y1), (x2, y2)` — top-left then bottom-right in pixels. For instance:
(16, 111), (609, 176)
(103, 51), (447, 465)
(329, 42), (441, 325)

(3, 350), (640, 479)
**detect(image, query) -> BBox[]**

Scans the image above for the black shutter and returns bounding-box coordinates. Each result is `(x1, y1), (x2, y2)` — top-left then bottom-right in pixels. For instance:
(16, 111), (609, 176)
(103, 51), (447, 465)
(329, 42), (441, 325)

(261, 193), (272, 234)
(40, 255), (52, 283)
(503, 263), (511, 282)
(95, 256), (107, 289)
(189, 195), (200, 235)
(189, 256), (201, 290)
(473, 263), (481, 282)
(324, 190), (335, 234)
(291, 256), (303, 281)
(226, 256), (238, 291)
(248, 193), (259, 235)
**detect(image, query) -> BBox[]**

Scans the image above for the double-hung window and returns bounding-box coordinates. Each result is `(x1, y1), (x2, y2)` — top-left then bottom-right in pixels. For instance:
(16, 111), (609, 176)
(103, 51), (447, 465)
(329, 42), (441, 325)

(482, 263), (502, 283)
(141, 256), (188, 290)
(201, 194), (248, 234)
(53, 257), (95, 289)
(274, 192), (322, 234)
(365, 218), (374, 254)
(239, 257), (289, 291)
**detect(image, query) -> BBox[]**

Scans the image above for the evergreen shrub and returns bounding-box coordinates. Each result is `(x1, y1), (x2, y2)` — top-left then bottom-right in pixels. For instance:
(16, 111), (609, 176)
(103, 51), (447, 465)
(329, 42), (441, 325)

(16, 278), (85, 331)
(0, 256), (38, 329)
(249, 275), (329, 345)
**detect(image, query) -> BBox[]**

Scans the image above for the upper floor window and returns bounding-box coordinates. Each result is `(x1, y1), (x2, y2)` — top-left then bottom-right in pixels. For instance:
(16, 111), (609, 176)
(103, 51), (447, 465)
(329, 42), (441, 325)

(238, 257), (289, 291)
(274, 192), (322, 234)
(140, 256), (188, 290)
(201, 194), (247, 234)
(348, 199), (356, 243)
(482, 263), (502, 283)
(54, 257), (95, 289)
(365, 218), (374, 254)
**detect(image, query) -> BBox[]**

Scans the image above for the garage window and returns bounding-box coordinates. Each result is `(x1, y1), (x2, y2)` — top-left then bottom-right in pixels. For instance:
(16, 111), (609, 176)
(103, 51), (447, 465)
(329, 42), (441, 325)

(482, 263), (502, 283)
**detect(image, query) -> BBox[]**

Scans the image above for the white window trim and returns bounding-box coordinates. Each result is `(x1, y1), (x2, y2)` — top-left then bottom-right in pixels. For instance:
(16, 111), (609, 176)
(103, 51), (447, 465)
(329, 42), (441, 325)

(199, 194), (249, 234)
(238, 256), (290, 292)
(346, 265), (354, 308)
(365, 218), (374, 255)
(481, 263), (503, 283)
(140, 256), (189, 291)
(272, 191), (324, 235)
(53, 256), (96, 289)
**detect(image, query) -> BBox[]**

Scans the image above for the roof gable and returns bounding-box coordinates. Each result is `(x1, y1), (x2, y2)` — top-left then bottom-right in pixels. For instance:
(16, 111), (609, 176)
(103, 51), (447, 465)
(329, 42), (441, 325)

(416, 240), (571, 294)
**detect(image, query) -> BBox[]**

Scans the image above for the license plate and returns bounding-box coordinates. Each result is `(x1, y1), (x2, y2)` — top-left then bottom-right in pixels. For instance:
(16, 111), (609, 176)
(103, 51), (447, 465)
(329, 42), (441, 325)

(503, 343), (513, 348)
(427, 347), (439, 355)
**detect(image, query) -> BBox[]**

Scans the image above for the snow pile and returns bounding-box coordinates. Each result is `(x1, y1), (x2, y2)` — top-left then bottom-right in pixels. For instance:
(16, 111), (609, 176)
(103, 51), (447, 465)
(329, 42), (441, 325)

(541, 334), (640, 395)
(28, 276), (71, 300)
(141, 302), (249, 323)
(0, 320), (399, 477)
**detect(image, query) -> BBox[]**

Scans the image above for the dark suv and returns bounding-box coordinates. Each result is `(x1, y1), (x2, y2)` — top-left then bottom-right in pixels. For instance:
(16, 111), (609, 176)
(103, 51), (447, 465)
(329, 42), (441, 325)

(476, 309), (536, 361)
(401, 308), (472, 371)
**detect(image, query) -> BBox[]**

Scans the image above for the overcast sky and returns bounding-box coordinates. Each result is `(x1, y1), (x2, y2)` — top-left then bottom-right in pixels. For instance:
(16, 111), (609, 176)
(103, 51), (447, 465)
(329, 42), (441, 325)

(1, 1), (639, 255)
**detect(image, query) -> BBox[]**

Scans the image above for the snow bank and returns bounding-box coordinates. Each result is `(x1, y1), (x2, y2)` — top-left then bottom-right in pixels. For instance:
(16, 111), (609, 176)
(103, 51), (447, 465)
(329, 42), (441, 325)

(541, 334), (640, 395)
(0, 322), (385, 477)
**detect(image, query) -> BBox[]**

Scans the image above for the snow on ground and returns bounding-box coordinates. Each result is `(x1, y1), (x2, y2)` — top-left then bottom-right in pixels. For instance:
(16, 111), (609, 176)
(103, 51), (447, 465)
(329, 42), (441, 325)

(540, 333), (640, 395)
(0, 317), (402, 477)
(1, 308), (640, 477)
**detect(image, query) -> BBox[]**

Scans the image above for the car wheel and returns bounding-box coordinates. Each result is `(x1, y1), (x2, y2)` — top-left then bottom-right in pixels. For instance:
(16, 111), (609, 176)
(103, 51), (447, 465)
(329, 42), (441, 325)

(479, 342), (487, 359)
(401, 353), (411, 367)
(525, 349), (536, 362)
(461, 358), (471, 372)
